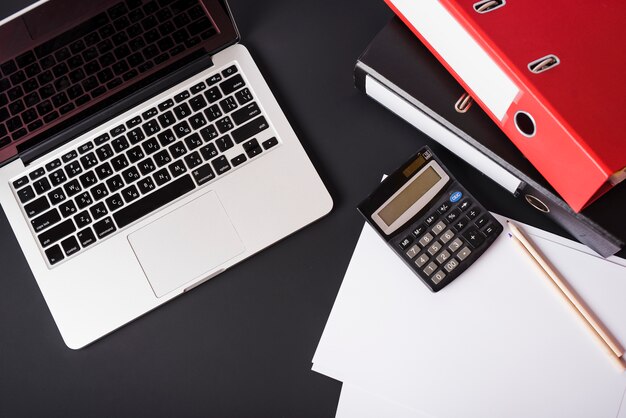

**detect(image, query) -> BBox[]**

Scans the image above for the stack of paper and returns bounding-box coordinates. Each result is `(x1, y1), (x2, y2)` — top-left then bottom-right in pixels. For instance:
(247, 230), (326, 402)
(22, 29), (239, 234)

(313, 214), (626, 417)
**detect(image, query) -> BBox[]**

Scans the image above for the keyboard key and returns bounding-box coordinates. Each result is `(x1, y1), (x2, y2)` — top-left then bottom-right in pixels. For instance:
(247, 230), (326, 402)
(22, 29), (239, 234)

(106, 174), (125, 192)
(219, 96), (238, 113)
(25, 196), (50, 218)
(216, 135), (233, 152)
(222, 65), (238, 78)
(79, 171), (98, 189)
(190, 95), (208, 112)
(190, 82), (206, 94)
(142, 107), (158, 120)
(242, 138), (263, 159)
(234, 88), (253, 105)
(45, 245), (65, 265)
(17, 185), (36, 203)
(262, 137), (278, 150)
(62, 150), (78, 163)
(60, 235), (80, 256)
(80, 152), (99, 170)
(92, 217), (116, 239)
(121, 185), (140, 203)
(110, 124), (126, 137)
(59, 200), (78, 217)
(114, 175), (195, 228)
(126, 116), (142, 128)
(206, 73), (222, 86)
(174, 90), (190, 103)
(74, 211), (92, 229)
(48, 188), (66, 205)
(172, 121), (191, 138)
(127, 146), (145, 163)
(466, 207), (480, 220)
(33, 178), (52, 194)
(94, 133), (111, 146)
(64, 180), (82, 197)
(204, 86), (222, 103)
(200, 125), (218, 142)
(220, 74), (244, 95)
(231, 116), (268, 144)
(137, 177), (156, 194)
(153, 168), (171, 186)
(112, 136), (130, 153)
(77, 227), (96, 247)
(215, 116), (234, 133)
(75, 192), (92, 209)
(138, 158), (156, 175)
(184, 151), (202, 169)
(158, 111), (176, 128)
(127, 127), (146, 145)
(122, 166), (140, 184)
(31, 208), (61, 233)
(105, 193), (124, 211)
(157, 129), (176, 146)
(474, 214), (489, 229)
(153, 149), (172, 167)
(189, 113), (207, 129)
(142, 119), (161, 136)
(142, 137), (160, 155)
(232, 102), (260, 125)
(13, 176), (29, 189)
(96, 144), (114, 161)
(65, 161), (83, 178)
(107, 155), (129, 174)
(169, 160), (187, 177)
(204, 104), (222, 122)
(231, 153), (246, 167)
(90, 202), (108, 220)
(211, 155), (231, 175)
(200, 143), (218, 161)
(38, 219), (76, 247)
(95, 162), (114, 180)
(78, 142), (94, 154)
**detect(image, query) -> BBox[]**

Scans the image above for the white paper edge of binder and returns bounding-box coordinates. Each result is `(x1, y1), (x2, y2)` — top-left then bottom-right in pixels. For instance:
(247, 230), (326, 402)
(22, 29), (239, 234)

(365, 75), (522, 194)
(391, 0), (519, 121)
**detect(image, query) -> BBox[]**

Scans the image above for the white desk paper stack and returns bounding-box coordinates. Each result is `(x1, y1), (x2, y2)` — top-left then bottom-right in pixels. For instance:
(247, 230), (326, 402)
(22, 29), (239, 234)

(313, 214), (626, 417)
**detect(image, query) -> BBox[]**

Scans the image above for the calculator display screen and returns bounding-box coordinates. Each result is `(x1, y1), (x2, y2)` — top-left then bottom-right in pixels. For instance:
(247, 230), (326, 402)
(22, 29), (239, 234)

(378, 167), (442, 226)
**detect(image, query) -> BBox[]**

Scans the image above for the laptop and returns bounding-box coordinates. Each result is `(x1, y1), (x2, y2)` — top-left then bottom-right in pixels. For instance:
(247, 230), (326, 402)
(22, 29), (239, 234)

(0, 0), (333, 348)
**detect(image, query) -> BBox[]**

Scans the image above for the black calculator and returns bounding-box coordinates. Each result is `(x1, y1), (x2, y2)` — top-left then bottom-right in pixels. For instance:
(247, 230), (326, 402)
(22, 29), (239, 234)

(358, 147), (503, 292)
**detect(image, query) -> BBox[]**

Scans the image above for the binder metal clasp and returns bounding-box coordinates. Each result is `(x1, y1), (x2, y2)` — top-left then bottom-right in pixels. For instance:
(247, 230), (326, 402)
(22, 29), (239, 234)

(455, 93), (474, 113)
(473, 0), (506, 14)
(528, 55), (560, 74)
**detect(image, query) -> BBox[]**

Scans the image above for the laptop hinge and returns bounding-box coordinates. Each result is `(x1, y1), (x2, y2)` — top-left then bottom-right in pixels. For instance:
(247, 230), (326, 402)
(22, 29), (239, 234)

(20, 53), (214, 167)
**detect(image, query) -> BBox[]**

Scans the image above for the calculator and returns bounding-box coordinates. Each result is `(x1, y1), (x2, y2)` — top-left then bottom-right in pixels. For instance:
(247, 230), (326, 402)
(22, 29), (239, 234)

(358, 147), (503, 292)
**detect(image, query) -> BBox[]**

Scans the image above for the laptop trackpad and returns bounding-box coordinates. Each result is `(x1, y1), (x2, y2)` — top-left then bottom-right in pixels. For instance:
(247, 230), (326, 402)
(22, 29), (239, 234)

(128, 191), (245, 298)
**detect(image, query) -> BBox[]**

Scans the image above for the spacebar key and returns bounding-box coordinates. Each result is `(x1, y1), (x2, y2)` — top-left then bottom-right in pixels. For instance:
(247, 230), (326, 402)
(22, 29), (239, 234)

(113, 175), (195, 228)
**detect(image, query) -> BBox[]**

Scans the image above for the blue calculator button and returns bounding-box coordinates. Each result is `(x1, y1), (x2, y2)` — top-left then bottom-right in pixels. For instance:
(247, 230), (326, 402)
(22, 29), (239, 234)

(450, 191), (463, 203)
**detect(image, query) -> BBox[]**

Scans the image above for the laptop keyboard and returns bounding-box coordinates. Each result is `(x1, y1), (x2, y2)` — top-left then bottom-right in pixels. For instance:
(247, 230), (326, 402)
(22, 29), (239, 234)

(11, 63), (280, 267)
(0, 0), (215, 150)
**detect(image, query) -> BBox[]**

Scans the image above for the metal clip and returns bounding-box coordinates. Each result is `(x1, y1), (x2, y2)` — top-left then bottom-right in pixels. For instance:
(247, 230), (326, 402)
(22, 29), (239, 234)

(473, 0), (506, 13)
(528, 55), (560, 74)
(454, 93), (473, 113)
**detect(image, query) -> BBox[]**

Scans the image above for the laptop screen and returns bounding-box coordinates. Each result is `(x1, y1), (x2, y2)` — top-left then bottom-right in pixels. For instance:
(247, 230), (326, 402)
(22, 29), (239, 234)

(0, 0), (238, 166)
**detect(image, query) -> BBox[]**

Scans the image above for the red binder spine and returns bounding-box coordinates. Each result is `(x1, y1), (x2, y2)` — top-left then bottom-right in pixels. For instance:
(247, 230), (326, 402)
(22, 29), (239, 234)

(384, 0), (619, 212)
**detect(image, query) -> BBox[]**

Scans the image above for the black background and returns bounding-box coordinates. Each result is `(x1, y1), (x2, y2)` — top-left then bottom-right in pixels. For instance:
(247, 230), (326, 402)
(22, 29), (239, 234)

(0, 1), (564, 417)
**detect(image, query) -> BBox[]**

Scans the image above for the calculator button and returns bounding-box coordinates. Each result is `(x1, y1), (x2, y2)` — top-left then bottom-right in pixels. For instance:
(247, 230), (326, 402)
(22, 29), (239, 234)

(424, 213), (439, 226)
(418, 232), (434, 247)
(457, 246), (472, 261)
(482, 223), (498, 237)
(445, 208), (462, 223)
(431, 270), (446, 285)
(415, 253), (429, 268)
(439, 229), (455, 244)
(435, 250), (451, 264)
(406, 244), (420, 259)
(436, 202), (451, 215)
(427, 241), (442, 256)
(443, 259), (459, 273)
(431, 220), (446, 235)
(412, 223), (427, 237)
(462, 228), (485, 249)
(399, 236), (414, 250)
(451, 216), (469, 233)
(458, 198), (472, 211)
(474, 214), (489, 229)
(449, 191), (463, 203)
(466, 207), (480, 220)
(423, 262), (438, 276)
(448, 238), (463, 253)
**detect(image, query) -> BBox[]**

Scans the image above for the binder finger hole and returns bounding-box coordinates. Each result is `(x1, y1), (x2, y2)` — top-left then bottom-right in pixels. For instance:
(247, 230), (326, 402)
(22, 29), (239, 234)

(524, 194), (550, 213)
(514, 111), (536, 138)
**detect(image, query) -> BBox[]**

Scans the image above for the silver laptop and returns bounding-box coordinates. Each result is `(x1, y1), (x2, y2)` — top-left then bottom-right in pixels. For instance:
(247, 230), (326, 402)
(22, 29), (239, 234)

(0, 0), (332, 348)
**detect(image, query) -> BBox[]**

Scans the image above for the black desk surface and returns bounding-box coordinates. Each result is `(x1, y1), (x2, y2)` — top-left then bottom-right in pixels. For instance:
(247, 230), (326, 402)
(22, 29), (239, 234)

(0, 1), (567, 416)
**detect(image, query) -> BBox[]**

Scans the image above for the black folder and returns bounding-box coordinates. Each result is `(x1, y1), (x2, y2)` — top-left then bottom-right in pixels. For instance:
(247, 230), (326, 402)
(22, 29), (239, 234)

(355, 18), (625, 257)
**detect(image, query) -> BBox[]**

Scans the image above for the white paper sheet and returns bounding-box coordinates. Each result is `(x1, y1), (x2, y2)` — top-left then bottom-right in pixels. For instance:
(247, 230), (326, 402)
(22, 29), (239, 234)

(314, 215), (626, 418)
(336, 384), (428, 418)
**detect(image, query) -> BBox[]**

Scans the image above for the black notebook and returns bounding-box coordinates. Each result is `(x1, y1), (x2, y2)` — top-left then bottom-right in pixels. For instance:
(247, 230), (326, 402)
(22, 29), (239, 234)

(355, 18), (626, 257)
